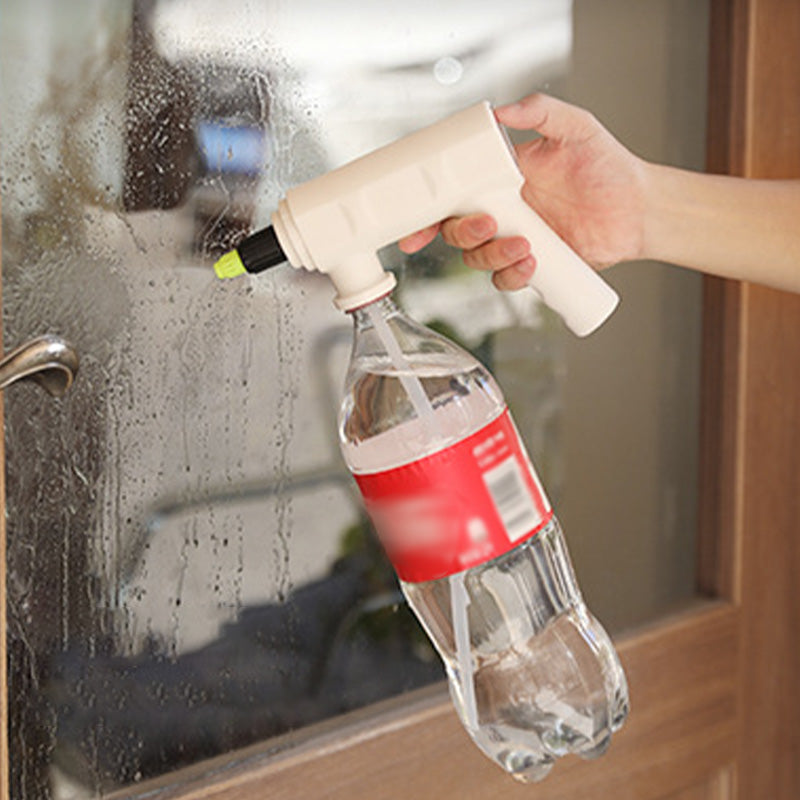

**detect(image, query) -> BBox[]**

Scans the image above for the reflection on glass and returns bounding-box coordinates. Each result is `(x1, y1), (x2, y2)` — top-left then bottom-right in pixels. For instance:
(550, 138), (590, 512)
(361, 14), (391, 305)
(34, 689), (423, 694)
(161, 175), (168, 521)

(1, 0), (707, 796)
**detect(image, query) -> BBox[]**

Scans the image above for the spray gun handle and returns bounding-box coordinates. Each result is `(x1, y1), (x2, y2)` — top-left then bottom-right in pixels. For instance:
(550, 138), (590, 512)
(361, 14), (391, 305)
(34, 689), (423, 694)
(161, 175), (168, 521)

(480, 188), (619, 337)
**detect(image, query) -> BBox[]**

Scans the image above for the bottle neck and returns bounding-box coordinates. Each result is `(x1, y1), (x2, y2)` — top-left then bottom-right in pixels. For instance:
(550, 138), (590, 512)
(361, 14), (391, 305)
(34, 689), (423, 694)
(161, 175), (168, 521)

(350, 293), (399, 332)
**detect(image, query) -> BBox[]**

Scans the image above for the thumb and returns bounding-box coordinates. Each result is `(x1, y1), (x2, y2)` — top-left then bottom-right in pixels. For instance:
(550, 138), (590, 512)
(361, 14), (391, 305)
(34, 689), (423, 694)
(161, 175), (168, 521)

(495, 93), (592, 140)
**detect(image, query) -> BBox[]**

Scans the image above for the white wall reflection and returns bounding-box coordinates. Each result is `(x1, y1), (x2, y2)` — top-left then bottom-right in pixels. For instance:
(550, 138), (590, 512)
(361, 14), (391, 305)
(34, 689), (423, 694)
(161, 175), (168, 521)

(153, 0), (572, 162)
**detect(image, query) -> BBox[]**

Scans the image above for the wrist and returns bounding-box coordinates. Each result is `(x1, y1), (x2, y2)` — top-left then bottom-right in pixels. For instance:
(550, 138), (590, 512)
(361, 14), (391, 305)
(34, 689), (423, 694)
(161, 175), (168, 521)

(638, 161), (684, 264)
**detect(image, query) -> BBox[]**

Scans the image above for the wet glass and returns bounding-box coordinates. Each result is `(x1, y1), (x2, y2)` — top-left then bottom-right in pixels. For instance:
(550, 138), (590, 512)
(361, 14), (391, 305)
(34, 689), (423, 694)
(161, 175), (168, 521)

(1, 0), (708, 796)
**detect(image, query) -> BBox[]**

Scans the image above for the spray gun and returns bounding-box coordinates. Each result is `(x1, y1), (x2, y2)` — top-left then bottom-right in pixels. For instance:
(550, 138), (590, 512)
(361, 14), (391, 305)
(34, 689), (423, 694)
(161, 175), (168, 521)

(214, 101), (619, 336)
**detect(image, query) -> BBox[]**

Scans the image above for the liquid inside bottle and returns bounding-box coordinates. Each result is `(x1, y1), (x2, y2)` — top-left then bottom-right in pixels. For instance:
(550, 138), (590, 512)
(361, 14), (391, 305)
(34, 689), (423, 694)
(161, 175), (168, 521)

(403, 519), (629, 782)
(338, 295), (628, 782)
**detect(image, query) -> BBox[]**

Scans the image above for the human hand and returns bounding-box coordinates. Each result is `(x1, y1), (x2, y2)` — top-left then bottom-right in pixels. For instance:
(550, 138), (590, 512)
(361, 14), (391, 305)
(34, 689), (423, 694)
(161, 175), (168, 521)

(398, 93), (648, 290)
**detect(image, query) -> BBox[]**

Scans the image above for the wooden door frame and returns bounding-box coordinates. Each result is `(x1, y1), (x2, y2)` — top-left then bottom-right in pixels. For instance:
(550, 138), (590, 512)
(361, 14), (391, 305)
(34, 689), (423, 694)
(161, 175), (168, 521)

(3, 1), (799, 798)
(701, 3), (800, 799)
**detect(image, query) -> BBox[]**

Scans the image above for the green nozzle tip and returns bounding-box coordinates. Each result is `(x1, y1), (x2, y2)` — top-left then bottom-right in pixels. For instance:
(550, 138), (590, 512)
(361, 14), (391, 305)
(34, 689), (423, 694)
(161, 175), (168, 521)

(214, 250), (247, 279)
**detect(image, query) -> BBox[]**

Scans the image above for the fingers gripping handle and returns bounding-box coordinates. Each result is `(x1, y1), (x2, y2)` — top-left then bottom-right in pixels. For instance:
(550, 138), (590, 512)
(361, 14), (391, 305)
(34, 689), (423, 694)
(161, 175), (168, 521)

(483, 189), (619, 337)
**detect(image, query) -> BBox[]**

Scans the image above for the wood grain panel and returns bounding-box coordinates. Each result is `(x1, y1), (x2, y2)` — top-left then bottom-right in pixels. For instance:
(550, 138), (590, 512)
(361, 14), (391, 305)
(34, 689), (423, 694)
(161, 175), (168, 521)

(663, 767), (733, 800)
(723, 1), (800, 798)
(736, 284), (800, 799)
(701, 2), (800, 797)
(115, 604), (737, 800)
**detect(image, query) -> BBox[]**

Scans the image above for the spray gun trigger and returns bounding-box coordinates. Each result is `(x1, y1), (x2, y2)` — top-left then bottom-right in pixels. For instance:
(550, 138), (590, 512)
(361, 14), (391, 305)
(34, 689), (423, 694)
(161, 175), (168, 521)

(527, 284), (544, 303)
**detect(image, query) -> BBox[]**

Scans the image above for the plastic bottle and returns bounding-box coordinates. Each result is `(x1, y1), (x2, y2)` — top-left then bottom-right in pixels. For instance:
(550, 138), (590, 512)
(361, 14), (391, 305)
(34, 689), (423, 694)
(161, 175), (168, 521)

(338, 294), (629, 783)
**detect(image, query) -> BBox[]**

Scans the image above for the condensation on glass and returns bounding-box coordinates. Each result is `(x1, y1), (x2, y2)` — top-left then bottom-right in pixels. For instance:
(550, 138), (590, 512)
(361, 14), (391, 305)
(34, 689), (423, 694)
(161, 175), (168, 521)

(0, 0), (708, 796)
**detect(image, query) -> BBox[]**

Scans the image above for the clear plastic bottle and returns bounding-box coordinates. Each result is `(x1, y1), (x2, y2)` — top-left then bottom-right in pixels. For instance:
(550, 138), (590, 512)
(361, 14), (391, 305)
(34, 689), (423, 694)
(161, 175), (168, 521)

(338, 295), (628, 783)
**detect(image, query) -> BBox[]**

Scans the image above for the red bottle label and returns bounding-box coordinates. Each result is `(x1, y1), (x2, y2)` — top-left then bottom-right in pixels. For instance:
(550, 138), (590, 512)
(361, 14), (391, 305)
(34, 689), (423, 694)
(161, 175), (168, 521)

(353, 409), (552, 583)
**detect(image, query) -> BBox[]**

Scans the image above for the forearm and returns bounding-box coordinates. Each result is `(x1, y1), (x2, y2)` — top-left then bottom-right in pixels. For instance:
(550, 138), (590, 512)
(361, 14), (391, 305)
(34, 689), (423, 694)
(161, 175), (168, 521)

(641, 164), (800, 292)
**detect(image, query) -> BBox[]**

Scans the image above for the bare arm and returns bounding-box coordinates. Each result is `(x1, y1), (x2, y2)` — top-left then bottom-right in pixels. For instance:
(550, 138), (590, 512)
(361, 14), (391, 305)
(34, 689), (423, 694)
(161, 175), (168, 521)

(399, 93), (800, 294)
(642, 165), (800, 292)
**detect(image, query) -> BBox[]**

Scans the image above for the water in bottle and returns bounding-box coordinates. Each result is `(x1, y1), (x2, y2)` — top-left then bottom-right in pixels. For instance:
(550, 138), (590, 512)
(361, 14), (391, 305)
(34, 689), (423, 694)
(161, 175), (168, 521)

(338, 294), (628, 783)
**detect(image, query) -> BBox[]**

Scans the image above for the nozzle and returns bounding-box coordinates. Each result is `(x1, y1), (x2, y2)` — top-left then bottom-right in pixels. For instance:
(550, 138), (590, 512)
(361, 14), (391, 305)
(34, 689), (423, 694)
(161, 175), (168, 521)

(213, 225), (287, 279)
(214, 250), (246, 279)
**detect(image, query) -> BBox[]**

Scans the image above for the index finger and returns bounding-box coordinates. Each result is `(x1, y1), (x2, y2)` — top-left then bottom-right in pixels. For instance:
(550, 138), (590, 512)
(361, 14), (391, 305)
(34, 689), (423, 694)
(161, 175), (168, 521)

(439, 214), (498, 249)
(398, 223), (441, 254)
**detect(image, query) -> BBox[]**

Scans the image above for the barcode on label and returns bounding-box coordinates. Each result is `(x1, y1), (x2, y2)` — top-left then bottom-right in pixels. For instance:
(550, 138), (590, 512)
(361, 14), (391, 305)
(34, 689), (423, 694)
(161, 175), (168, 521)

(482, 456), (543, 542)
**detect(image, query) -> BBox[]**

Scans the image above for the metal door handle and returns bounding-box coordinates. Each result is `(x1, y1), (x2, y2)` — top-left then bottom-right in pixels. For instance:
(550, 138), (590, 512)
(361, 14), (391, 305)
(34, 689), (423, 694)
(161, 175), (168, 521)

(0, 335), (79, 397)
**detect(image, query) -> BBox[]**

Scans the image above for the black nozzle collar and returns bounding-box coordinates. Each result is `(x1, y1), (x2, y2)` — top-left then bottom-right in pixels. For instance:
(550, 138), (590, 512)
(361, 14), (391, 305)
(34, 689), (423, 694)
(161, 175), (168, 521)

(237, 225), (287, 274)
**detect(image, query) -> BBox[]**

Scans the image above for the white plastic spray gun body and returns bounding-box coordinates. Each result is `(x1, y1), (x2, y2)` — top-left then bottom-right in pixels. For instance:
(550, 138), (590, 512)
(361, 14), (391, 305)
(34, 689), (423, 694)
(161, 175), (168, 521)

(215, 101), (619, 336)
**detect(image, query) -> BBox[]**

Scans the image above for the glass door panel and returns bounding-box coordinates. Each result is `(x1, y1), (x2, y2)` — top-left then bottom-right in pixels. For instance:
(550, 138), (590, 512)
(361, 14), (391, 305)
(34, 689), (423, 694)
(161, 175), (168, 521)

(0, 0), (707, 796)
